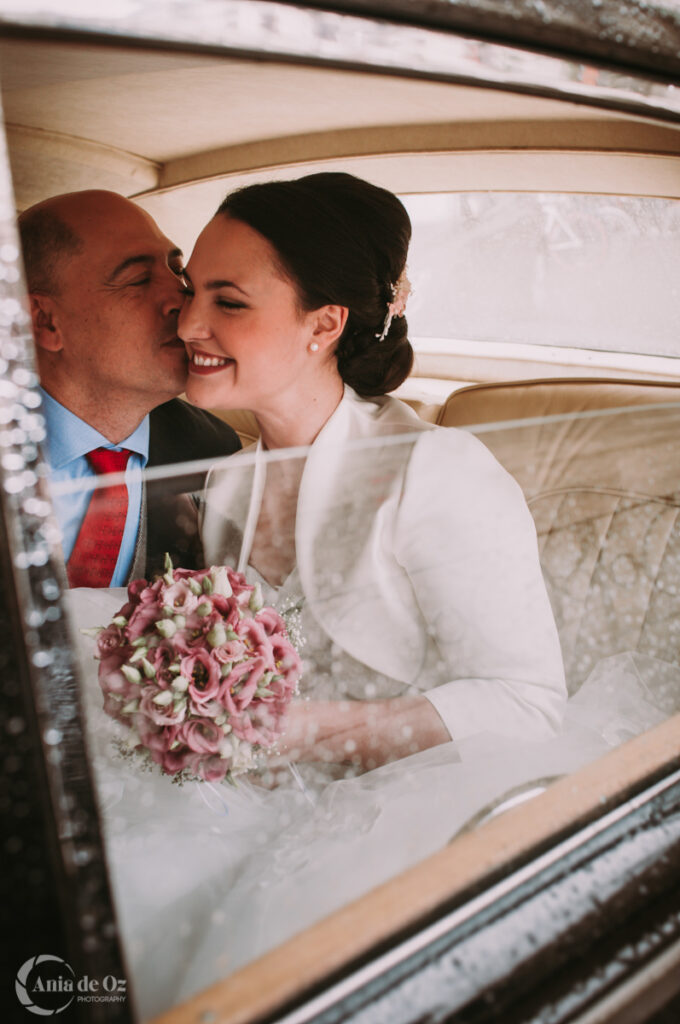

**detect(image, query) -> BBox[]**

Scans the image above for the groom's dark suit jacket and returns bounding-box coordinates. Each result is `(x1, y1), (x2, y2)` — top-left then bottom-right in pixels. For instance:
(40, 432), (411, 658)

(144, 398), (240, 579)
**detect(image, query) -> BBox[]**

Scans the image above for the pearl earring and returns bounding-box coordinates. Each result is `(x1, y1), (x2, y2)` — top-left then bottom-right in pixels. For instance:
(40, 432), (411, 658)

(309, 341), (319, 352)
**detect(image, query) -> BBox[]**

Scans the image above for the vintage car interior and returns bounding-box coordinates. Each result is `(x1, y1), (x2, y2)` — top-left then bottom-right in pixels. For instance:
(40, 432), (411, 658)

(1, 2), (679, 1023)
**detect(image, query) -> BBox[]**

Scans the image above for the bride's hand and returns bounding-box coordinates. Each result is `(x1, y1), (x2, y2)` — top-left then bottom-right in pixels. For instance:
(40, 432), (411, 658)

(273, 696), (450, 771)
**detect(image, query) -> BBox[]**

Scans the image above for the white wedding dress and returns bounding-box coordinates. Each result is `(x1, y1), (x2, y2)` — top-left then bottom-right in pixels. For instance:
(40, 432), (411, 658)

(67, 582), (680, 1020)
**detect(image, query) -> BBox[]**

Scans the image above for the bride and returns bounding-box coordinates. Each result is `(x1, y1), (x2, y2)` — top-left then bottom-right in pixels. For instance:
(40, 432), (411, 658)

(71, 173), (674, 1017)
(179, 171), (566, 766)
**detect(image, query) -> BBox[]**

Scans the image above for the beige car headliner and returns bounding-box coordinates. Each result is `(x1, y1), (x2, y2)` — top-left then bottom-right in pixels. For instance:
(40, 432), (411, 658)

(3, 37), (680, 242)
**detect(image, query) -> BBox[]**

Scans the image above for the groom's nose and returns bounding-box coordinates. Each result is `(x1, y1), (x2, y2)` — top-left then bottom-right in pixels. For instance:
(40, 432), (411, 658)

(161, 278), (183, 319)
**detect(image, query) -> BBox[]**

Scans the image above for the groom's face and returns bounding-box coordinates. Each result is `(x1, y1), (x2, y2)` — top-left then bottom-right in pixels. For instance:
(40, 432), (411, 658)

(43, 192), (188, 409)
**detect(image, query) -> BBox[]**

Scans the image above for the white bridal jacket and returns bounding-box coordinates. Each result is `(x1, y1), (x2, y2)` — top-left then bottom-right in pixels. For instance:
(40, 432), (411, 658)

(200, 386), (566, 744)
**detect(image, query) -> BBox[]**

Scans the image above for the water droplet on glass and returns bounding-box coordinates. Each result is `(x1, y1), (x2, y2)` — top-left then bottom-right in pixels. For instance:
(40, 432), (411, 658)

(41, 579), (60, 601)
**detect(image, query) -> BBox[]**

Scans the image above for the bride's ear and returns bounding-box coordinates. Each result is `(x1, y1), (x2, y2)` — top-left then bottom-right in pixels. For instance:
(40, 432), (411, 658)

(309, 305), (348, 353)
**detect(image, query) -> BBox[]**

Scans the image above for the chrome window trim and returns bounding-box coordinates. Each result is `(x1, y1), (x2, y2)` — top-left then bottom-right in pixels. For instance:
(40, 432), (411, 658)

(278, 0), (680, 84)
(257, 769), (680, 1024)
(0, 93), (132, 1017)
(0, 0), (679, 125)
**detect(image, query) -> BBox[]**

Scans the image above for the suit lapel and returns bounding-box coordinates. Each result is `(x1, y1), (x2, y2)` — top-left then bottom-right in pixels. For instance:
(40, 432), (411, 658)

(128, 480), (147, 583)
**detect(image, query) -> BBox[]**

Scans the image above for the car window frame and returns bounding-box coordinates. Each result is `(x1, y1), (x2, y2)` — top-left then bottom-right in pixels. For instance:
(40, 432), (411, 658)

(2, 3), (680, 1023)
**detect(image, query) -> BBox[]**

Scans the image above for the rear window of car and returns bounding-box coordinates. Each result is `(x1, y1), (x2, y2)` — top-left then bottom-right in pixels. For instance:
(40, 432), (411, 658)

(403, 192), (680, 359)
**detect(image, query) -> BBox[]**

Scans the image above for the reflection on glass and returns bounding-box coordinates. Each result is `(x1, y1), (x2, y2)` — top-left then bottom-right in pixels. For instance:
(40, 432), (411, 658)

(404, 193), (680, 357)
(62, 398), (680, 1018)
(2, 0), (679, 119)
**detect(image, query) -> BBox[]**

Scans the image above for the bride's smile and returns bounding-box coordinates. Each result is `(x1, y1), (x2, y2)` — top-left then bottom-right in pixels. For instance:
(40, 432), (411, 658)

(189, 349), (234, 372)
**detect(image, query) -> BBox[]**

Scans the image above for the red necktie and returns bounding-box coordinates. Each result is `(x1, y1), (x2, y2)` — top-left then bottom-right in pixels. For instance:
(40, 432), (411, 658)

(67, 448), (131, 588)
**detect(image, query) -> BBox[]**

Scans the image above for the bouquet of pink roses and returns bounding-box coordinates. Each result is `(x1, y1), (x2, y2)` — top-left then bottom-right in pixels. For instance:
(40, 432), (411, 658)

(93, 556), (302, 783)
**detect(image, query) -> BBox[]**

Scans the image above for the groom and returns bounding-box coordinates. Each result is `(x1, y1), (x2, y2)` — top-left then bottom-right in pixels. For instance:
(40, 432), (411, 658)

(19, 189), (241, 585)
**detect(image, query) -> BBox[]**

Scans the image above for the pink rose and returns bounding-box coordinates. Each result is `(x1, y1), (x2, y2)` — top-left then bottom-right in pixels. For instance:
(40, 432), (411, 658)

(153, 747), (228, 782)
(231, 702), (283, 746)
(233, 656), (267, 711)
(271, 635), (303, 687)
(235, 615), (267, 645)
(127, 600), (163, 641)
(140, 686), (187, 727)
(182, 602), (219, 634)
(158, 579), (201, 616)
(218, 657), (267, 713)
(95, 624), (125, 659)
(256, 607), (286, 636)
(127, 577), (162, 608)
(233, 585), (255, 608)
(209, 594), (240, 627)
(180, 649), (221, 705)
(212, 639), (247, 664)
(115, 577), (158, 622)
(98, 652), (140, 700)
(235, 618), (274, 669)
(136, 715), (179, 754)
(257, 671), (297, 702)
(205, 566), (254, 609)
(151, 747), (201, 776)
(164, 629), (199, 655)
(141, 579), (164, 602)
(194, 699), (222, 719)
(146, 641), (178, 688)
(170, 567), (211, 583)
(176, 718), (223, 755)
(208, 564), (251, 594)
(127, 577), (149, 601)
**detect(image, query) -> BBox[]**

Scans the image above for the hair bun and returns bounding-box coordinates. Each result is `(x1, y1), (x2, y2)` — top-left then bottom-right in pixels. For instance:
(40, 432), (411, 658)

(338, 315), (413, 397)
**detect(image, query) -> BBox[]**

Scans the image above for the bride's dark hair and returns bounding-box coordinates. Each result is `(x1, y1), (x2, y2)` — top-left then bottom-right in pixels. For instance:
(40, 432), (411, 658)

(216, 172), (413, 396)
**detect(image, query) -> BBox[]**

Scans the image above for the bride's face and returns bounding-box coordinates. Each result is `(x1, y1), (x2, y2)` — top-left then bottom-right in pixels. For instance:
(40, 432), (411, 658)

(178, 215), (318, 411)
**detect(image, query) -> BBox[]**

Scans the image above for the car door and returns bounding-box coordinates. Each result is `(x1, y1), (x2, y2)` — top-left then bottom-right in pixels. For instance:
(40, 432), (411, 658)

(1, 3), (680, 1023)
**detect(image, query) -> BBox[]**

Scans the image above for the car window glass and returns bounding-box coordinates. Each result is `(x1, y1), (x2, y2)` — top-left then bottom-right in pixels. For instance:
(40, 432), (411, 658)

(58, 400), (680, 1016)
(404, 192), (680, 358)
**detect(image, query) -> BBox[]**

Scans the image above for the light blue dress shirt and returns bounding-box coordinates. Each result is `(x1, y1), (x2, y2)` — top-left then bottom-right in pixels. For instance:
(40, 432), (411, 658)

(40, 388), (149, 586)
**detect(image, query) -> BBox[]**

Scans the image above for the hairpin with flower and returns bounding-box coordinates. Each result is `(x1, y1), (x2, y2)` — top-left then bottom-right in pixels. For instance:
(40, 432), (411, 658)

(375, 268), (412, 342)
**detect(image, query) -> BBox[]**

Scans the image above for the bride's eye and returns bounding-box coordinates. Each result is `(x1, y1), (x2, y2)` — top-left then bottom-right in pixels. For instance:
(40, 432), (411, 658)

(216, 298), (246, 311)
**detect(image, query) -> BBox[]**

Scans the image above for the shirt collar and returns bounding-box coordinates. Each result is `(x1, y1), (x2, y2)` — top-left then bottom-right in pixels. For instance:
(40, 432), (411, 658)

(40, 387), (150, 469)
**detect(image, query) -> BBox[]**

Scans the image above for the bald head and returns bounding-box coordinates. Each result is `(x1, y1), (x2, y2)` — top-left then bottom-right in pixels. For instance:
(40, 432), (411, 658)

(19, 190), (164, 295)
